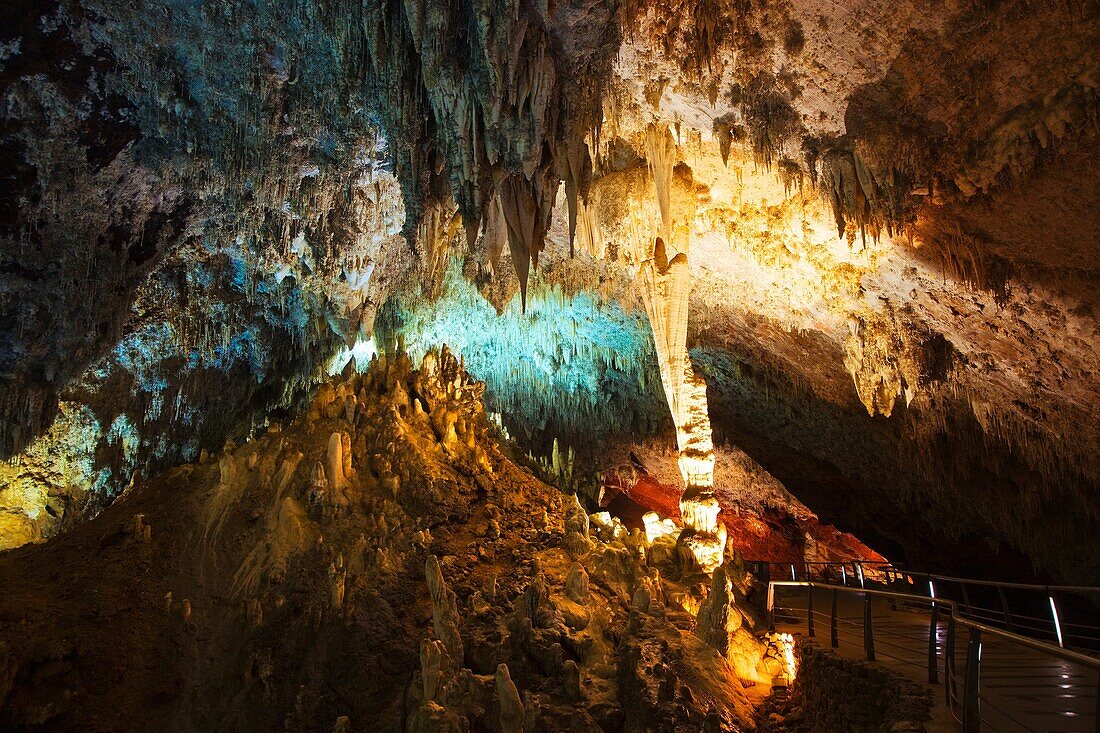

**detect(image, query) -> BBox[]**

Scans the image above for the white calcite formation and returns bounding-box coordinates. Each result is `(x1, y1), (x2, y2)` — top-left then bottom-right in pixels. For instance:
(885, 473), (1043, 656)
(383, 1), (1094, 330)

(629, 124), (725, 573)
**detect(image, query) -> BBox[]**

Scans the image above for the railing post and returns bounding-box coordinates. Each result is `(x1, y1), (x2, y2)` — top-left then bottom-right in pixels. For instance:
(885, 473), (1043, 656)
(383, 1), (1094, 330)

(767, 583), (776, 632)
(997, 586), (1012, 632)
(864, 592), (875, 661)
(928, 601), (940, 684)
(962, 627), (982, 733)
(945, 614), (956, 709)
(840, 565), (847, 586)
(1048, 594), (1064, 648)
(830, 588), (839, 648)
(807, 584), (815, 637)
(960, 583), (972, 618)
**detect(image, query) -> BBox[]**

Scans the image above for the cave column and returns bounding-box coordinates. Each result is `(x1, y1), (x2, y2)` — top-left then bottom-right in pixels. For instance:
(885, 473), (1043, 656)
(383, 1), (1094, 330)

(636, 125), (725, 573)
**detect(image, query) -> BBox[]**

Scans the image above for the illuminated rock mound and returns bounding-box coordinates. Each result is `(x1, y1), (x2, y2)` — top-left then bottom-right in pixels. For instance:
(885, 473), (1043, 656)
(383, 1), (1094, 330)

(0, 350), (774, 732)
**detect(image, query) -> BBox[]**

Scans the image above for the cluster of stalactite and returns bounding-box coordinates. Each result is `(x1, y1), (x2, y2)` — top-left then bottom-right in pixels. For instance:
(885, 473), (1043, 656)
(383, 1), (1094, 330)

(375, 260), (671, 462)
(843, 309), (954, 419)
(0, 0), (418, 542)
(362, 0), (619, 309)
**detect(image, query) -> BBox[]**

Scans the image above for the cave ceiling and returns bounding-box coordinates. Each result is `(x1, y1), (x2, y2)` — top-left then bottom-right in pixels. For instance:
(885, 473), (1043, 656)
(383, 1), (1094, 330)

(0, 0), (1098, 583)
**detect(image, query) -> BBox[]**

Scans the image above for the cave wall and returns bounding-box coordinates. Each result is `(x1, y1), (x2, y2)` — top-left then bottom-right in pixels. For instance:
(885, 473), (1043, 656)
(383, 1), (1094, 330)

(0, 0), (415, 544)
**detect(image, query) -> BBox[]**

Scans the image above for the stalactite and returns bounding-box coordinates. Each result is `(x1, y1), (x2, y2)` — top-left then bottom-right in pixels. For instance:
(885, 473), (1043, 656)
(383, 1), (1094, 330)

(557, 137), (595, 257)
(418, 204), (463, 299)
(922, 225), (1013, 302)
(645, 124), (678, 243)
(575, 193), (604, 259)
(498, 175), (551, 312)
(712, 115), (746, 168)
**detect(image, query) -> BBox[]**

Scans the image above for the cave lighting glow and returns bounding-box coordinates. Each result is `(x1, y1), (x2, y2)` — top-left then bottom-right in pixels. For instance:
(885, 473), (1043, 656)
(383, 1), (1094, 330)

(376, 259), (668, 444)
(327, 337), (378, 375)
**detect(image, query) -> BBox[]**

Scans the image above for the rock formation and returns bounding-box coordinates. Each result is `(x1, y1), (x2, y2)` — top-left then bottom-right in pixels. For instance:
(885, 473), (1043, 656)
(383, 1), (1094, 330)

(0, 351), (771, 731)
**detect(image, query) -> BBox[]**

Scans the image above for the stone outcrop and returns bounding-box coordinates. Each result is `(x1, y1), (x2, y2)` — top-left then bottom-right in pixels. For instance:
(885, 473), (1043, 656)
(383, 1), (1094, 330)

(792, 639), (933, 733)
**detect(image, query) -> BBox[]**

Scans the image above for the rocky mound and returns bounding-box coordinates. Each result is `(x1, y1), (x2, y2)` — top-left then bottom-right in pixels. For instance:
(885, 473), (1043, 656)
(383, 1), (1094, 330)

(0, 348), (775, 732)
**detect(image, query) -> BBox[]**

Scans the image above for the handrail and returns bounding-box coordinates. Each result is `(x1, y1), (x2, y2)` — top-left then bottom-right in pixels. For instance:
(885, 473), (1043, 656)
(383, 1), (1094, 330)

(750, 559), (1100, 594)
(749, 559), (1100, 654)
(769, 581), (1100, 670)
(767, 580), (1100, 733)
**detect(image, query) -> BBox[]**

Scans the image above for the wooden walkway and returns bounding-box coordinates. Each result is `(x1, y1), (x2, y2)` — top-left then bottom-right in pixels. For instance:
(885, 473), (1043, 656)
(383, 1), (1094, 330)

(773, 587), (1099, 732)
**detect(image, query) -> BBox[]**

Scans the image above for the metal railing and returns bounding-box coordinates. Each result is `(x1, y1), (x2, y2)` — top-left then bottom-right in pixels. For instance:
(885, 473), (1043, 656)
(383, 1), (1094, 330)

(762, 566), (1100, 733)
(749, 560), (1100, 654)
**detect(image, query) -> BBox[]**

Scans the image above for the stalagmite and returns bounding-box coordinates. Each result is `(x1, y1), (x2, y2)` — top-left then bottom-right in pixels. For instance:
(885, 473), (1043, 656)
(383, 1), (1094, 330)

(495, 663), (525, 733)
(329, 556), (346, 610)
(565, 562), (590, 603)
(425, 555), (464, 664)
(695, 565), (741, 655)
(326, 432), (349, 495)
(308, 461), (328, 510)
(562, 659), (581, 700)
(563, 494), (593, 557)
(420, 638), (451, 702)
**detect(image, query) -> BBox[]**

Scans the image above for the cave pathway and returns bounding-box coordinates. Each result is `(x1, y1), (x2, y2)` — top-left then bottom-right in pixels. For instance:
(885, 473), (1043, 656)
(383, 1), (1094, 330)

(775, 590), (1098, 732)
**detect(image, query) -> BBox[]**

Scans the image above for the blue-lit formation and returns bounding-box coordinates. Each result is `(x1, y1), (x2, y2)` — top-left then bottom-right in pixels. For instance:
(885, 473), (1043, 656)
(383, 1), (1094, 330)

(0, 243), (348, 546)
(377, 260), (672, 452)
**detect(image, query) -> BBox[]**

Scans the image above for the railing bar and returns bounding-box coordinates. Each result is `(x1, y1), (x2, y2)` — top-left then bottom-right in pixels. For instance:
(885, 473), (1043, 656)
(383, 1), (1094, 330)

(872, 630), (936, 646)
(865, 647), (927, 669)
(979, 673), (1093, 682)
(770, 582), (1100, 670)
(983, 619), (1057, 633)
(873, 626), (938, 638)
(752, 560), (1100, 595)
(968, 603), (1025, 620)
(863, 627), (931, 640)
(1000, 612), (1065, 624)
(875, 638), (935, 651)
(871, 638), (932, 655)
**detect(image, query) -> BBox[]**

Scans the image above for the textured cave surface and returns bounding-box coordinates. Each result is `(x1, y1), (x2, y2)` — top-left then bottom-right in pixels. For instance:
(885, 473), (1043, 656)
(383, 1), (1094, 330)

(0, 0), (1097, 729)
